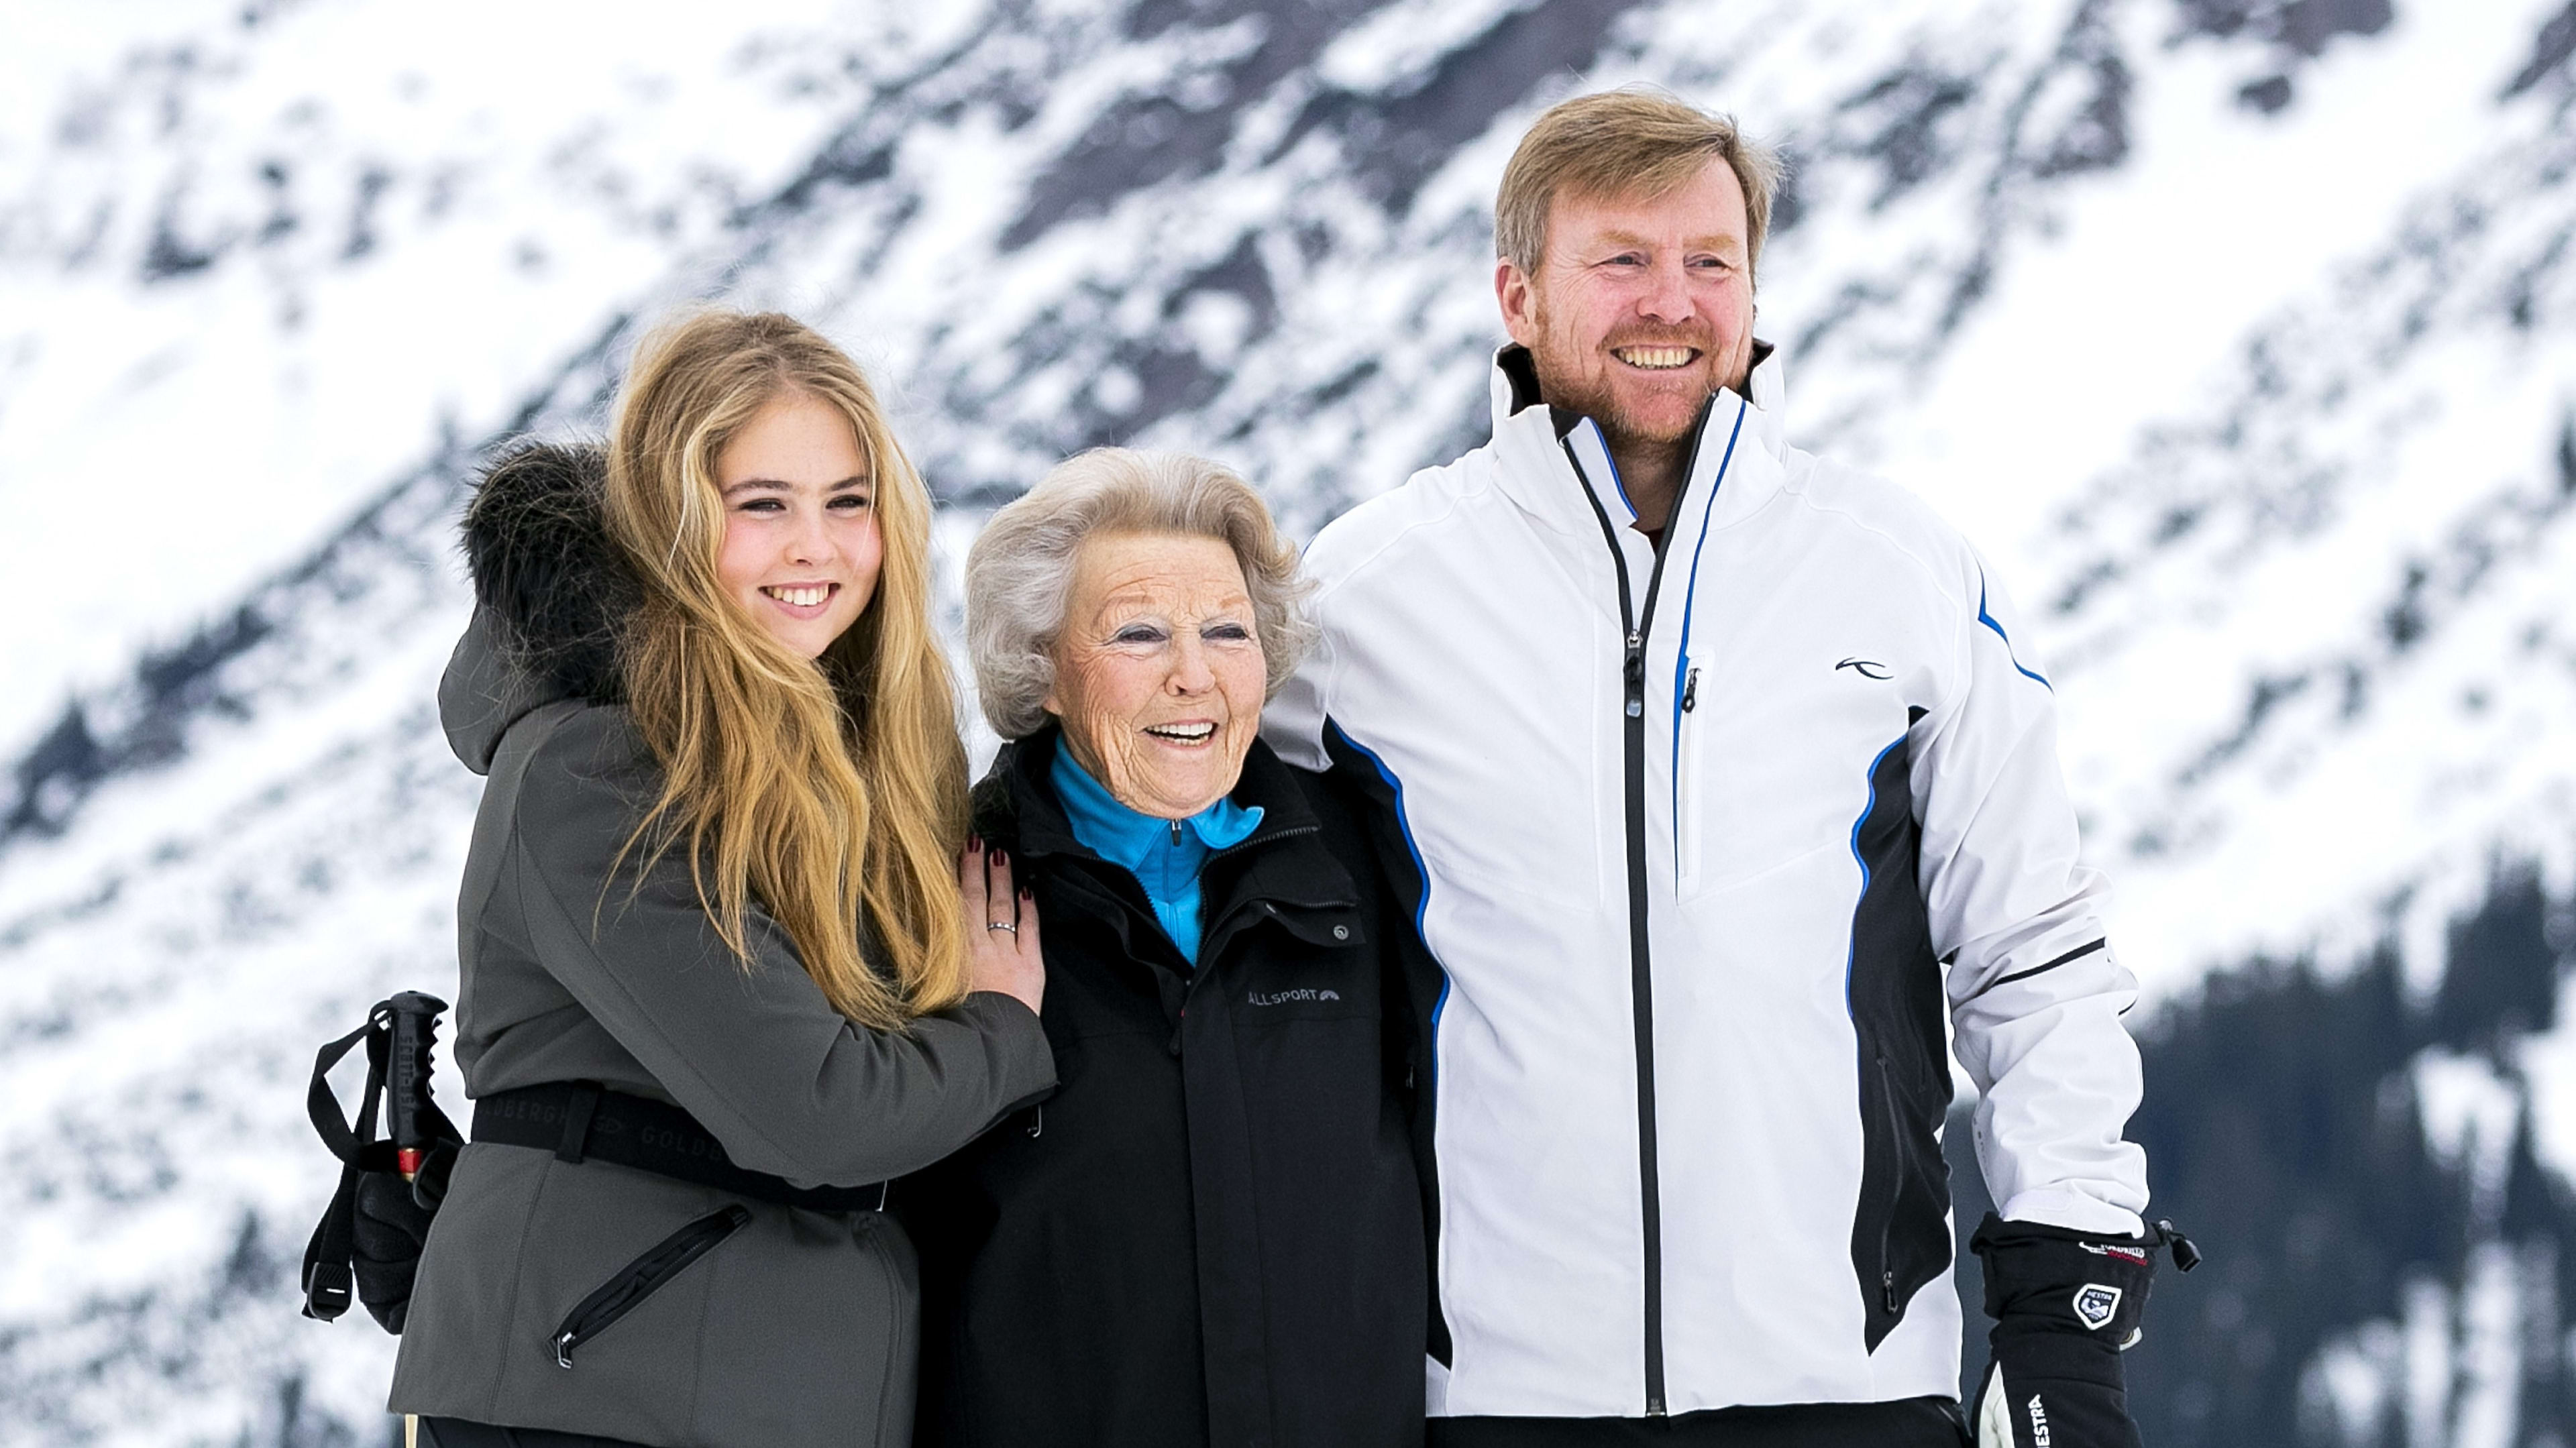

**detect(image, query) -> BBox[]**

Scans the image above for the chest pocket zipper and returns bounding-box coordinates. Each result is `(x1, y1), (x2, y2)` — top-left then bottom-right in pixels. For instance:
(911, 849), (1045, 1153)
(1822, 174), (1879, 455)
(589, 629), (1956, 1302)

(1872, 1051), (1902, 1315)
(1674, 663), (1703, 884)
(552, 1204), (751, 1368)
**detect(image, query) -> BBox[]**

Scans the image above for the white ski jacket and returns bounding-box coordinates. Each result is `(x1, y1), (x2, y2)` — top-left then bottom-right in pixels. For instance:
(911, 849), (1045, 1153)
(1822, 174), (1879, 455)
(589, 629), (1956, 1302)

(1265, 345), (2150, 1422)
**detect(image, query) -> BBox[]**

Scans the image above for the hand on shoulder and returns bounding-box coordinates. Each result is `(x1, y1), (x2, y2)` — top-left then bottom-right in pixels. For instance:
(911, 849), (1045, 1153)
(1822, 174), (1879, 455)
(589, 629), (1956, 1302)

(961, 837), (1044, 1016)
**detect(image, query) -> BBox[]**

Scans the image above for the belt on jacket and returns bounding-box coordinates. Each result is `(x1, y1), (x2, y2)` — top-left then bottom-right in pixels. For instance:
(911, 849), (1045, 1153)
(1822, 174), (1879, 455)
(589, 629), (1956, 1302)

(471, 1080), (890, 1214)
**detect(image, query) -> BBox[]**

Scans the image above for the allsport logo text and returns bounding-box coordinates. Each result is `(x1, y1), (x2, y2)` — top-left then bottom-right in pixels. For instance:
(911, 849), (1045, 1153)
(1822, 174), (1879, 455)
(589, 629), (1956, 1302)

(1246, 988), (1342, 1006)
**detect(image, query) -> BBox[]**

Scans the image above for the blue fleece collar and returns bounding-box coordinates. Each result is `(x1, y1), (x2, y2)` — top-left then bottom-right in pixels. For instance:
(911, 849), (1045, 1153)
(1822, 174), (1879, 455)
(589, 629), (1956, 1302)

(1050, 738), (1262, 963)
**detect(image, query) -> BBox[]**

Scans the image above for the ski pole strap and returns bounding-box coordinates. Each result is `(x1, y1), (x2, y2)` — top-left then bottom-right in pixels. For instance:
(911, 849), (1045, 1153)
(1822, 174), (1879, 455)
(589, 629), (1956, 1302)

(301, 1011), (389, 1321)
(472, 1082), (889, 1214)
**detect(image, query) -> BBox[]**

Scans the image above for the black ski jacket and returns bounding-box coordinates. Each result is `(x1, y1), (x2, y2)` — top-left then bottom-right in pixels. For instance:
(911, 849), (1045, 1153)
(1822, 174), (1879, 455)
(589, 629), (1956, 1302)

(902, 726), (1427, 1448)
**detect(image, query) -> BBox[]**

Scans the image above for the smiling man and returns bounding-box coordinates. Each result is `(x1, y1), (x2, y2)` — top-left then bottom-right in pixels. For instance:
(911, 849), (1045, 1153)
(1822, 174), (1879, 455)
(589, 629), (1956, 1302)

(1267, 90), (2191, 1448)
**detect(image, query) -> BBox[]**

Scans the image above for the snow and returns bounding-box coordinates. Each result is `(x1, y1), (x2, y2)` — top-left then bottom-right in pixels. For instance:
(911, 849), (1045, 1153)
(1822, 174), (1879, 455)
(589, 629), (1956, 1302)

(2515, 972), (2576, 1177)
(2416, 1048), (2523, 1219)
(1890, 0), (2553, 553)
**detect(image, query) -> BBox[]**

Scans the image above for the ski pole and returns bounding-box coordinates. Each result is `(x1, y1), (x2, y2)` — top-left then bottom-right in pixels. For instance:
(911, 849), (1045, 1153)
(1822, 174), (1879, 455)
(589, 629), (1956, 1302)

(384, 991), (449, 1181)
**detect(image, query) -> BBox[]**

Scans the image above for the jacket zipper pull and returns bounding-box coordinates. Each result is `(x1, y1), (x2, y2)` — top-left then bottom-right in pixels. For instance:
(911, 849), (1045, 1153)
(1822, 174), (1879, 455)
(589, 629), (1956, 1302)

(1623, 630), (1645, 718)
(1681, 666), (1699, 713)
(1170, 818), (1183, 844)
(2155, 1219), (2202, 1272)
(1882, 1269), (1898, 1313)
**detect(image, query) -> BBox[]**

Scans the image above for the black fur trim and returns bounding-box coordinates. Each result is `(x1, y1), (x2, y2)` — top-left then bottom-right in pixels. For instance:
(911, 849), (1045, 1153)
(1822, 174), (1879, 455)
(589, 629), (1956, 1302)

(459, 441), (635, 704)
(968, 742), (1024, 847)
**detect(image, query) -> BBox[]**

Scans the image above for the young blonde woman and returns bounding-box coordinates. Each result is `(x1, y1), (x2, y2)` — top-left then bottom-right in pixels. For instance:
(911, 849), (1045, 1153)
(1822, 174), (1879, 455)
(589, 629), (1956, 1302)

(388, 311), (1051, 1448)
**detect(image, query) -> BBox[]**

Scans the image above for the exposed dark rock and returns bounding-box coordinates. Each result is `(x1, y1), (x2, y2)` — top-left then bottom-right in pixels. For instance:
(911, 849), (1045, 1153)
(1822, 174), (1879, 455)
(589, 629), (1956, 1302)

(1766, 155), (1805, 239)
(1841, 62), (1982, 209)
(1124, 0), (1258, 44)
(3, 708), (103, 840)
(2505, 1), (2576, 98)
(1001, 0), (1399, 250)
(767, 135), (895, 217)
(2277, 0), (2394, 56)
(1012, 0), (1649, 249)
(1296, 0), (1653, 213)
(341, 166), (391, 262)
(1, 604), (272, 848)
(1302, 357), (1379, 412)
(2238, 73), (2294, 111)
(140, 203), (220, 280)
(2173, 0), (2396, 56)
(2385, 561), (2431, 651)
(1087, 342), (1226, 447)
(2178, 669), (2312, 786)
(1167, 231), (1278, 339)
(2031, 47), (2132, 178)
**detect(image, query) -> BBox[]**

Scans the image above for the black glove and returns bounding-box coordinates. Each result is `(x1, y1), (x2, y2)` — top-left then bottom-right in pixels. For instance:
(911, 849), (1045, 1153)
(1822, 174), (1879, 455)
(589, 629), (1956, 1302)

(350, 1163), (440, 1333)
(300, 998), (462, 1334)
(1968, 1212), (2198, 1448)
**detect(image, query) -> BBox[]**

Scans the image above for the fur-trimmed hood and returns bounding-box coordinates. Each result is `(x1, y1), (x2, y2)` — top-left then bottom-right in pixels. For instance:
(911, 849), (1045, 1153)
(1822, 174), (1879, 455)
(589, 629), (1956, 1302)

(438, 440), (638, 774)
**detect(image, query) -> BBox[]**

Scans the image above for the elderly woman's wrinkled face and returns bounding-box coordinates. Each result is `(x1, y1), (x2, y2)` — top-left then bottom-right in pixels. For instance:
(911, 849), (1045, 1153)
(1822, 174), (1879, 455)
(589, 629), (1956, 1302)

(1046, 531), (1265, 819)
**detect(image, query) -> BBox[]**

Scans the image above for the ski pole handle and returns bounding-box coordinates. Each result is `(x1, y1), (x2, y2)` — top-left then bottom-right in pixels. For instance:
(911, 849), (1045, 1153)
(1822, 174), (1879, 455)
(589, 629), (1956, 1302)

(384, 991), (449, 1180)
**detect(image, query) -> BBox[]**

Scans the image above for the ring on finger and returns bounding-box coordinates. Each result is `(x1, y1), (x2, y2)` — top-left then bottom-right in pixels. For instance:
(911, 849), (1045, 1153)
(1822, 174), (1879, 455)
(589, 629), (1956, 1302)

(985, 921), (1018, 934)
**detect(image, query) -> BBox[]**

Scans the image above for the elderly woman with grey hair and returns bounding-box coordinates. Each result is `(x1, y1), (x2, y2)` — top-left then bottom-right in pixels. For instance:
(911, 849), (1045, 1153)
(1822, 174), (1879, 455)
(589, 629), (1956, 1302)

(899, 449), (1428, 1448)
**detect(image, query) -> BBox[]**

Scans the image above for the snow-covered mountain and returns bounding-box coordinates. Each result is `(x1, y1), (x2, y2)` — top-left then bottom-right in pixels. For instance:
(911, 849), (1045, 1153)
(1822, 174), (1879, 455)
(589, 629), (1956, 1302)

(5, 0), (2575, 1441)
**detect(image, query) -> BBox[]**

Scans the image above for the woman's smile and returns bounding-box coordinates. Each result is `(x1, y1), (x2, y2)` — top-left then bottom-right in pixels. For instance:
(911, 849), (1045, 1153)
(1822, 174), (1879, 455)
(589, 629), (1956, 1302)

(1141, 720), (1218, 745)
(758, 580), (843, 616)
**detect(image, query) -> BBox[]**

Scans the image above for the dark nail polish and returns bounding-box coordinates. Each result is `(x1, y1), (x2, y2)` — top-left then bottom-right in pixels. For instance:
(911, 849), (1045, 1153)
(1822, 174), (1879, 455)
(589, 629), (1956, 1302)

(991, 848), (1006, 866)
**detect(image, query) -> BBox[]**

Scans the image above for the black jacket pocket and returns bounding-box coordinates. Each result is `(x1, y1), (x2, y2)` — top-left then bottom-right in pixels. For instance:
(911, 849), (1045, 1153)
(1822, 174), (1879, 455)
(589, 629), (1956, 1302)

(1851, 1042), (1953, 1353)
(551, 1204), (749, 1368)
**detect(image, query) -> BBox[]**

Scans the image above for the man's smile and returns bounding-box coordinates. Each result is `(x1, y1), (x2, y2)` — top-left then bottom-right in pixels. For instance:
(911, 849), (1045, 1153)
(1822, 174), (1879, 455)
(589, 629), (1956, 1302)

(1613, 345), (1700, 370)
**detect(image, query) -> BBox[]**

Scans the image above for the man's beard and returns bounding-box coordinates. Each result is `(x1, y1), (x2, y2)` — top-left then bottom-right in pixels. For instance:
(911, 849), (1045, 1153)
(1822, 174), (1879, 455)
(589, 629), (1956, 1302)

(1525, 313), (1719, 449)
(1591, 386), (1707, 451)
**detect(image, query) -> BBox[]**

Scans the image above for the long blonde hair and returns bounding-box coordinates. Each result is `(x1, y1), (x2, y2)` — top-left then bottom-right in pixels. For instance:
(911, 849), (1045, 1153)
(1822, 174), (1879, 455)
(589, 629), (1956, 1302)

(604, 309), (969, 1030)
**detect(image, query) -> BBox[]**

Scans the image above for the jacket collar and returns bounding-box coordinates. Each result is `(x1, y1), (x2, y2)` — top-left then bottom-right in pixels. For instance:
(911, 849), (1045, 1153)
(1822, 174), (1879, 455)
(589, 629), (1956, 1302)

(1485, 341), (1788, 541)
(979, 728), (1364, 978)
(1048, 736), (1265, 868)
(982, 723), (1357, 958)
(984, 721), (1326, 867)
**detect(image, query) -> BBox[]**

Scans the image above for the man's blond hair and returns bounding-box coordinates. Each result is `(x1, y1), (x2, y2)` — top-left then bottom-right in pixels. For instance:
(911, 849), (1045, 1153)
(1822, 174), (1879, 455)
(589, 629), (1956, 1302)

(1496, 87), (1783, 282)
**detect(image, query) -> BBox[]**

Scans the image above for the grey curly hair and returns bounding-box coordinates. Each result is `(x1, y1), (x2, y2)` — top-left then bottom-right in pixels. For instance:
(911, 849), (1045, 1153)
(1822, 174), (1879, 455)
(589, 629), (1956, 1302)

(965, 449), (1317, 740)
